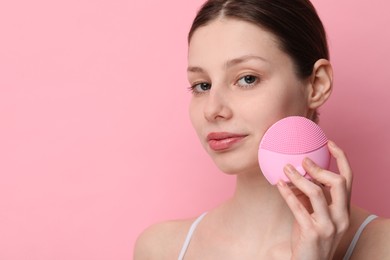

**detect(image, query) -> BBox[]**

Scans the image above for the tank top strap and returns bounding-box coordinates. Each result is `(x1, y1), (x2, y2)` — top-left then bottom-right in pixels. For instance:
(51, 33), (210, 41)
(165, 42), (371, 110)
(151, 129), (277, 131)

(178, 213), (377, 259)
(178, 212), (207, 260)
(343, 214), (378, 260)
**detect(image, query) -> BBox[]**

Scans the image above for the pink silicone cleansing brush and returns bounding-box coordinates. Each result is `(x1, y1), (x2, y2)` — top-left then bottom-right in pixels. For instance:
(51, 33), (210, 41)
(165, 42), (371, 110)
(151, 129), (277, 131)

(258, 116), (330, 185)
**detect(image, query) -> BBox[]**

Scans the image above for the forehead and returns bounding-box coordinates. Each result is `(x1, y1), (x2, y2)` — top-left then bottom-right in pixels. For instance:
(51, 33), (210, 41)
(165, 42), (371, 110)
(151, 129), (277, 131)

(188, 18), (291, 68)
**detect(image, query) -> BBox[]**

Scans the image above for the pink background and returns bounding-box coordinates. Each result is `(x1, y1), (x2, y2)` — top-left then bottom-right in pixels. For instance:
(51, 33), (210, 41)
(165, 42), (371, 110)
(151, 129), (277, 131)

(0, 0), (389, 259)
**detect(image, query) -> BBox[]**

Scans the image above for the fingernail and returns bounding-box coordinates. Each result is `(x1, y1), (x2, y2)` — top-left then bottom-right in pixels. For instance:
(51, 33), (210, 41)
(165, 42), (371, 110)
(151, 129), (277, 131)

(277, 180), (287, 187)
(303, 157), (315, 167)
(328, 140), (337, 148)
(284, 164), (295, 175)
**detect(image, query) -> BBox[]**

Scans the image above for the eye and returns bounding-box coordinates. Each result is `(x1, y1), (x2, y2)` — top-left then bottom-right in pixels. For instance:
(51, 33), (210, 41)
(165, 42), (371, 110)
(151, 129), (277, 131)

(189, 82), (211, 94)
(236, 75), (259, 88)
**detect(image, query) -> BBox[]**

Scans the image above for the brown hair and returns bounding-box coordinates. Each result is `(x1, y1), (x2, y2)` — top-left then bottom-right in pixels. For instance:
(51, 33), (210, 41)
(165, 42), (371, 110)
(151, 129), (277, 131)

(188, 0), (330, 122)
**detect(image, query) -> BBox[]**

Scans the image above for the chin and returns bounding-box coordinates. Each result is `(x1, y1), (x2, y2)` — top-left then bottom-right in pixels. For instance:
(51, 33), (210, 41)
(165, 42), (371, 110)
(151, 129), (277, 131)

(211, 152), (260, 175)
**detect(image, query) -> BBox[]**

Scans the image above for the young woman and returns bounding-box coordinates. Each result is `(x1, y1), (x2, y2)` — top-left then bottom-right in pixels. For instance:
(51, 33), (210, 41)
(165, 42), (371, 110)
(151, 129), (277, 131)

(134, 0), (390, 259)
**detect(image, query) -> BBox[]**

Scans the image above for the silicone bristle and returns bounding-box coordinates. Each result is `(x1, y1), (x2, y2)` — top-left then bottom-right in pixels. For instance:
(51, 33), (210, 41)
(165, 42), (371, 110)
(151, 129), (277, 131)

(260, 116), (328, 154)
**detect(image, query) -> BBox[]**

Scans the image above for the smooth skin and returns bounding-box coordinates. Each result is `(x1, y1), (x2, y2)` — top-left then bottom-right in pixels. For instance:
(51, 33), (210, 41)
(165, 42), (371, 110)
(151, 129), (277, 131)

(134, 18), (390, 259)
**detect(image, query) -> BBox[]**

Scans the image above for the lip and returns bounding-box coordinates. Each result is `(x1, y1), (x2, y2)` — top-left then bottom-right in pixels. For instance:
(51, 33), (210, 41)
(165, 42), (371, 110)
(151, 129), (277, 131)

(206, 132), (248, 151)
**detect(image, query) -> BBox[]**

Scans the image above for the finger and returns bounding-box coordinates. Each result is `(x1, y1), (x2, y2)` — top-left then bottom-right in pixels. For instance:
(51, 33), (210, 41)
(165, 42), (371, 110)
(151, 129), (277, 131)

(277, 180), (312, 228)
(328, 140), (353, 193)
(302, 158), (350, 226)
(302, 157), (350, 216)
(284, 164), (331, 221)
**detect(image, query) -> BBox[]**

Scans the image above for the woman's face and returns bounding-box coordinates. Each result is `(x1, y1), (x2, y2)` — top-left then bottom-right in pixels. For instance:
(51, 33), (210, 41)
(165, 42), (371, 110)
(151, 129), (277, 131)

(187, 19), (311, 174)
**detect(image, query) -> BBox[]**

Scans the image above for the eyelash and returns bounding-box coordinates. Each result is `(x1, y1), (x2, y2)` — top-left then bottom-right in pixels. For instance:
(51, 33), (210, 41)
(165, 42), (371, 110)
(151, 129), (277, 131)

(188, 74), (260, 95)
(187, 82), (211, 95)
(235, 74), (260, 88)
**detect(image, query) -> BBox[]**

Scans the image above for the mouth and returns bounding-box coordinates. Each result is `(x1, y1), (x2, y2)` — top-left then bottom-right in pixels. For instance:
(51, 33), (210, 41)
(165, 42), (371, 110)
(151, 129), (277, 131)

(206, 132), (248, 151)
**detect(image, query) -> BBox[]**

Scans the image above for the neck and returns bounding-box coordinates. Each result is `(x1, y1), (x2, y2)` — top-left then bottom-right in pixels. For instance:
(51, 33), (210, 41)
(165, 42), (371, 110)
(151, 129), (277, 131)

(234, 168), (286, 207)
(221, 168), (295, 238)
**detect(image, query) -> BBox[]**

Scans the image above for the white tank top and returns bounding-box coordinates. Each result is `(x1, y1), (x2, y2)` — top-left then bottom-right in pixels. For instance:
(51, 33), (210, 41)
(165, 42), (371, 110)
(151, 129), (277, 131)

(178, 213), (377, 260)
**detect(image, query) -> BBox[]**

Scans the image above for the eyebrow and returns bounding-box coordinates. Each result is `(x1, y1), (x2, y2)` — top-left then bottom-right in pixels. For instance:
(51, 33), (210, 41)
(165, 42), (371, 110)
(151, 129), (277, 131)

(187, 54), (269, 73)
(225, 54), (269, 68)
(187, 66), (204, 73)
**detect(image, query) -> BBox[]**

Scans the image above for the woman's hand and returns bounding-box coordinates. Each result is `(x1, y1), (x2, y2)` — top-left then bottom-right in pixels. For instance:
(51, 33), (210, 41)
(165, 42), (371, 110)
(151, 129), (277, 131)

(276, 140), (353, 260)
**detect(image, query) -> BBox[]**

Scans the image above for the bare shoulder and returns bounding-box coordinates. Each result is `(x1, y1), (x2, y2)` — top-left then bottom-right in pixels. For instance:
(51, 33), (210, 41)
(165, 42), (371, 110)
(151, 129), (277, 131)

(351, 215), (390, 259)
(133, 217), (194, 260)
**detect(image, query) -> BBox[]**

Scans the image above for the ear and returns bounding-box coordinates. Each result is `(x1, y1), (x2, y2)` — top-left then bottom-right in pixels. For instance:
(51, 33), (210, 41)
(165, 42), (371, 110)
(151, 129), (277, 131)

(306, 59), (333, 109)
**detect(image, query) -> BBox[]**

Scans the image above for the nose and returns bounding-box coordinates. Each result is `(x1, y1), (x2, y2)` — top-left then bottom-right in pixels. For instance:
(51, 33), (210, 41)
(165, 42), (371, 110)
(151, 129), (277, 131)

(204, 87), (233, 122)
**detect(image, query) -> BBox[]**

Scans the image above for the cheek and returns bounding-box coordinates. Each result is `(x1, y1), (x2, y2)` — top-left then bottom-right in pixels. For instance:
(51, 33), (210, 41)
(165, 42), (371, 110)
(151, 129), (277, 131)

(282, 87), (308, 116)
(188, 99), (203, 134)
(265, 83), (307, 116)
(241, 87), (306, 138)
